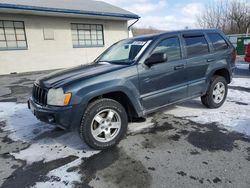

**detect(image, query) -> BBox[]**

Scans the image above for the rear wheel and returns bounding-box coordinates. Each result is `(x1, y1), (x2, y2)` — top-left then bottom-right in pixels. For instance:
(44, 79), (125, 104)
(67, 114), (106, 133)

(201, 76), (228, 108)
(80, 98), (128, 150)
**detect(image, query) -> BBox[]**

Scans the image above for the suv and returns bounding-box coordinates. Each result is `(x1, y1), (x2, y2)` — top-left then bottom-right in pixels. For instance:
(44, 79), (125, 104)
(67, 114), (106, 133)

(28, 29), (236, 150)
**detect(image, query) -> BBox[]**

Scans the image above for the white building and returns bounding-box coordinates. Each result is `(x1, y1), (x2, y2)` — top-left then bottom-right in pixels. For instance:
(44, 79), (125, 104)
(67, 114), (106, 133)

(0, 0), (139, 75)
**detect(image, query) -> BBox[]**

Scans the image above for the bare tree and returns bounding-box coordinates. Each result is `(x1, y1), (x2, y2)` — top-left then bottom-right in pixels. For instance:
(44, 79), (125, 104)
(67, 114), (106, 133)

(197, 1), (228, 30)
(197, 0), (250, 34)
(229, 1), (250, 33)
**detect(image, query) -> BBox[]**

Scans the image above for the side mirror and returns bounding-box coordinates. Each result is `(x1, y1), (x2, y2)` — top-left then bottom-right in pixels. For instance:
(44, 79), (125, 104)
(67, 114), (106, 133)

(145, 52), (168, 66)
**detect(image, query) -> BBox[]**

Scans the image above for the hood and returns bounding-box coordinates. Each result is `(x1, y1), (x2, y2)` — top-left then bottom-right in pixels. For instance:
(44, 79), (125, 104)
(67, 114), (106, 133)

(36, 62), (129, 88)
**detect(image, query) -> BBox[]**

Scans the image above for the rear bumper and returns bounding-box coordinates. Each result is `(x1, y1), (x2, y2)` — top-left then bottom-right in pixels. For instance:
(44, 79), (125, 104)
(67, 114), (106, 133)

(28, 97), (73, 129)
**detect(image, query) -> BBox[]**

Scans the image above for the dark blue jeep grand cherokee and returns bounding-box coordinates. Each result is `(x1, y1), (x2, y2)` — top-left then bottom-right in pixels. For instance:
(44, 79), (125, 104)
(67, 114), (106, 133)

(28, 29), (236, 149)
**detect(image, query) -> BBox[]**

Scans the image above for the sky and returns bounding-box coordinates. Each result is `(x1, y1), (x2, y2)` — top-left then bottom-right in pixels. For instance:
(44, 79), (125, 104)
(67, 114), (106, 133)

(103, 0), (211, 30)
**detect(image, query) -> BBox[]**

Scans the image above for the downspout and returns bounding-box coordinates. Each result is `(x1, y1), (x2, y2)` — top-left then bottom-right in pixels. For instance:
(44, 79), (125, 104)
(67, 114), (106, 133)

(128, 18), (139, 30)
(128, 18), (139, 38)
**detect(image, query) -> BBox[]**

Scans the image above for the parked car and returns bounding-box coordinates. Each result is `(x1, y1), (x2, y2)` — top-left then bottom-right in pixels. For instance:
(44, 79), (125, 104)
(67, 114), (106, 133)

(244, 42), (250, 70)
(28, 29), (236, 150)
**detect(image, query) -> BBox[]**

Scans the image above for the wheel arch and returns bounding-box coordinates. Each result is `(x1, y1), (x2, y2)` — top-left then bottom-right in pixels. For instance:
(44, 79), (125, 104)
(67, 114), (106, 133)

(88, 91), (140, 120)
(202, 67), (231, 96)
(212, 68), (231, 84)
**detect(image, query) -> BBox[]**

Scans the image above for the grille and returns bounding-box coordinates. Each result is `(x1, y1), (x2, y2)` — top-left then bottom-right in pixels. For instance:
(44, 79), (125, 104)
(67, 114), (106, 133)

(32, 84), (48, 106)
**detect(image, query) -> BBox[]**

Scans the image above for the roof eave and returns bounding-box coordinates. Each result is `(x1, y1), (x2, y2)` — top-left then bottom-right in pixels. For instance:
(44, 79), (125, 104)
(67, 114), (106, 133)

(0, 3), (140, 20)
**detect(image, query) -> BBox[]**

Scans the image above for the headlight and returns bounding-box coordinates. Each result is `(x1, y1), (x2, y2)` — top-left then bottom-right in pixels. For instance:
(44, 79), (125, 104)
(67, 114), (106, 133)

(47, 88), (72, 106)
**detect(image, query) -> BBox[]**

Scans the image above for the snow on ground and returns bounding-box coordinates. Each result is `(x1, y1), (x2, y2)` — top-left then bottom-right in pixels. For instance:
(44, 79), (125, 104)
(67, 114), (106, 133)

(0, 103), (99, 188)
(12, 132), (98, 164)
(31, 159), (84, 188)
(231, 77), (250, 88)
(0, 103), (53, 142)
(236, 62), (249, 71)
(0, 103), (155, 187)
(165, 77), (250, 136)
(128, 117), (154, 134)
(0, 76), (249, 187)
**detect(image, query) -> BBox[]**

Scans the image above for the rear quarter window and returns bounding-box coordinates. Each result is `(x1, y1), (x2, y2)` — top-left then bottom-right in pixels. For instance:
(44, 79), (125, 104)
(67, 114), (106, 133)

(184, 35), (209, 58)
(207, 33), (228, 51)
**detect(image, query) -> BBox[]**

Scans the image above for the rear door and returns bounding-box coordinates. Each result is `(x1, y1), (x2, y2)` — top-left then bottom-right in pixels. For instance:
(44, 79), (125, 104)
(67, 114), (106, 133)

(182, 33), (212, 97)
(206, 32), (233, 68)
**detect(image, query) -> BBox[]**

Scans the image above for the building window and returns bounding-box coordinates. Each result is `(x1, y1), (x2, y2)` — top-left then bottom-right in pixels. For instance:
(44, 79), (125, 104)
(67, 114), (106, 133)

(71, 23), (104, 48)
(0, 20), (28, 50)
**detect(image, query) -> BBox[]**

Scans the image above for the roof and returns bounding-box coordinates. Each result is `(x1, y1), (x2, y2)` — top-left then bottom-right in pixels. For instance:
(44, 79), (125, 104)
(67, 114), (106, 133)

(132, 28), (165, 37)
(0, 0), (140, 20)
(131, 29), (223, 40)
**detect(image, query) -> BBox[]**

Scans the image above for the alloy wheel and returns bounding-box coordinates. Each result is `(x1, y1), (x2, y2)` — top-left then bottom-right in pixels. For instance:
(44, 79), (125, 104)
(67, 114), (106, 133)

(90, 109), (121, 142)
(212, 82), (225, 104)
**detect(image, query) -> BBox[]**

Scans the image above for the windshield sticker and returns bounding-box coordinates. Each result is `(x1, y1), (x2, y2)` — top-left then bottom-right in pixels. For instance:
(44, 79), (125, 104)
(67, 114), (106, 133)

(132, 41), (147, 46)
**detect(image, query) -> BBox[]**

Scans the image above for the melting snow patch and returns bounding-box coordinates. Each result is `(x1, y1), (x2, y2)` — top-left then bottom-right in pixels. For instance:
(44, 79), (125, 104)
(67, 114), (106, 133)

(0, 102), (99, 187)
(165, 77), (250, 136)
(0, 102), (53, 141)
(31, 159), (83, 188)
(12, 131), (98, 165)
(0, 77), (249, 187)
(128, 117), (154, 134)
(231, 77), (250, 89)
(0, 102), (153, 188)
(236, 63), (249, 71)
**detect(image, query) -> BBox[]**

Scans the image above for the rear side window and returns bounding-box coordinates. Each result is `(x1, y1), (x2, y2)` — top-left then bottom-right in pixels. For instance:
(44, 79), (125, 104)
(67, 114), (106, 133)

(207, 33), (228, 51)
(152, 37), (181, 62)
(184, 35), (209, 58)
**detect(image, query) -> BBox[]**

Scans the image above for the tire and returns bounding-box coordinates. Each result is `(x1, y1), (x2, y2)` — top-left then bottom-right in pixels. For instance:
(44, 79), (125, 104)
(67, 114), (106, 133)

(201, 76), (228, 109)
(80, 98), (128, 150)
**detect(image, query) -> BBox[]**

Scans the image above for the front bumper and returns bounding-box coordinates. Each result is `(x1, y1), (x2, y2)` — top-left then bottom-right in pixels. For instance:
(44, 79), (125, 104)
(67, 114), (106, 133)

(28, 97), (73, 129)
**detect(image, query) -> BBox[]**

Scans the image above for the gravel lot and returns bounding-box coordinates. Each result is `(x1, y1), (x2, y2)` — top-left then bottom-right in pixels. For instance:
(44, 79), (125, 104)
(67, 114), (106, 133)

(0, 62), (249, 188)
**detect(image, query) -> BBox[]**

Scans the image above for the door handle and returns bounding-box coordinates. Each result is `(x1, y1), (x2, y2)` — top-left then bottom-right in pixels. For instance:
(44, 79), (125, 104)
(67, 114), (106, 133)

(174, 65), (185, 70)
(207, 59), (215, 62)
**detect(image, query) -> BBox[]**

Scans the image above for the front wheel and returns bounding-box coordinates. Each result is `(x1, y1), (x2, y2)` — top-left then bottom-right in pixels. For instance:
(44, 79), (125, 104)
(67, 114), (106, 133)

(80, 98), (128, 150)
(201, 76), (228, 108)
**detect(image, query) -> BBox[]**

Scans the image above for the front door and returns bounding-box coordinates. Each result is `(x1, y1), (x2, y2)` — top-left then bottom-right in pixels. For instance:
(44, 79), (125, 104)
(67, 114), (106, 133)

(138, 36), (188, 111)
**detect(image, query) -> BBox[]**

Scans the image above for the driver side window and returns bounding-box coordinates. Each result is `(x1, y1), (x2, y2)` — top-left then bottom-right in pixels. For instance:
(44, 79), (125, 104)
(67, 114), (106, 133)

(152, 37), (181, 62)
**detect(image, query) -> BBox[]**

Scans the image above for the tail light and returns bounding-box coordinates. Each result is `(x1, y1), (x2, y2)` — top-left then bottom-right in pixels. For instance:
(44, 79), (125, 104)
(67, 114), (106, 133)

(233, 48), (236, 64)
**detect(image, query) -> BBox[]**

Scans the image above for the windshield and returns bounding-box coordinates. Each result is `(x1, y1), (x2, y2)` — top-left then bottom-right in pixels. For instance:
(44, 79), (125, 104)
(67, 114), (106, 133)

(96, 39), (151, 64)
